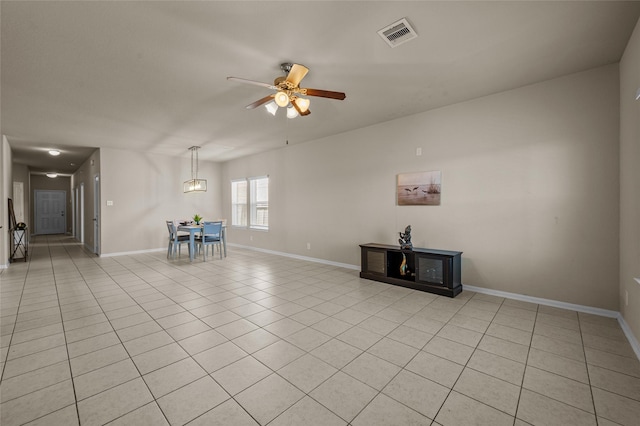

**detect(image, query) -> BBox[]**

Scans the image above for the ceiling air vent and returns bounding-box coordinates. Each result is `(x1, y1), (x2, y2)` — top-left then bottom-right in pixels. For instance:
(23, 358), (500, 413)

(377, 18), (418, 48)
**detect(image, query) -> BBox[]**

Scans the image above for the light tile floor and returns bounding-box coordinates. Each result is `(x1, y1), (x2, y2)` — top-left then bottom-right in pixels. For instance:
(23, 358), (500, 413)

(1, 235), (640, 425)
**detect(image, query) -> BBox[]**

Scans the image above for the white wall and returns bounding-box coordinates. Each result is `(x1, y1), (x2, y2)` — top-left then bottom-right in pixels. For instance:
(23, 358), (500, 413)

(619, 19), (640, 343)
(0, 136), (12, 268)
(100, 147), (223, 254)
(223, 65), (620, 311)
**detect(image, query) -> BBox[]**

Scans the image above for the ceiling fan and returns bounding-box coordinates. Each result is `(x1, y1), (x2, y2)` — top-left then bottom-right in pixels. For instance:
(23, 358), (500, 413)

(227, 63), (346, 117)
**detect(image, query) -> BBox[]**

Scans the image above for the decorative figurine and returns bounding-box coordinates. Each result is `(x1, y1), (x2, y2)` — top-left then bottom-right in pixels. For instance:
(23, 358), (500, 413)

(399, 225), (413, 250)
(399, 253), (409, 276)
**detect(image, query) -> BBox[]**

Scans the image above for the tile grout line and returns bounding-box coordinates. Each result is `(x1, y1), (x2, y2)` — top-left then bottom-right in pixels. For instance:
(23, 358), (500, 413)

(0, 243), (31, 385)
(80, 239), (293, 424)
(429, 295), (506, 424)
(16, 236), (170, 423)
(512, 300), (539, 425)
(50, 235), (85, 425)
(68, 243), (190, 426)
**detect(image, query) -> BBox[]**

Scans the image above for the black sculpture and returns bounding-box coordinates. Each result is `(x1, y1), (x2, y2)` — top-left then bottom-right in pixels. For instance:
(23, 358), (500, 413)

(399, 225), (413, 250)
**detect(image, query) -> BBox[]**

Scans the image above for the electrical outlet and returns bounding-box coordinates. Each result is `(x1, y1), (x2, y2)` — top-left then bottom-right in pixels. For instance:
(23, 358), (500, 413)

(250, 235), (253, 241)
(416, 147), (422, 156)
(307, 243), (311, 250)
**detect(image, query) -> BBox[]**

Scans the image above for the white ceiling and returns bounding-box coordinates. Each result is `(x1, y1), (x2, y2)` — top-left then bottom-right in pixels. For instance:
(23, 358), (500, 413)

(2, 1), (639, 174)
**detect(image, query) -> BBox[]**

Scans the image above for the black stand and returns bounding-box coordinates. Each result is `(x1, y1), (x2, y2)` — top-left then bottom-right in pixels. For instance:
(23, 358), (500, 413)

(10, 227), (28, 262)
(360, 243), (463, 297)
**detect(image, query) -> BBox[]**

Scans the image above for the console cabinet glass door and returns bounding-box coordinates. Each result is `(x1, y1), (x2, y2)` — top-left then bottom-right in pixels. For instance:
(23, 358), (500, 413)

(416, 256), (446, 286)
(363, 248), (386, 276)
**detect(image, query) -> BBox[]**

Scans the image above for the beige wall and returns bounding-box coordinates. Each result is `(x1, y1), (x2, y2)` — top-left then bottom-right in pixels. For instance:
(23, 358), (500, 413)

(30, 174), (72, 234)
(223, 64), (620, 311)
(99, 147), (222, 255)
(620, 20), (640, 342)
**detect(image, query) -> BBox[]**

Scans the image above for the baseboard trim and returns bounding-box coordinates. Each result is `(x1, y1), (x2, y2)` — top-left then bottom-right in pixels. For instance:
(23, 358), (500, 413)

(227, 243), (360, 271)
(100, 247), (165, 258)
(465, 284), (640, 361)
(463, 285), (619, 318)
(617, 314), (640, 361)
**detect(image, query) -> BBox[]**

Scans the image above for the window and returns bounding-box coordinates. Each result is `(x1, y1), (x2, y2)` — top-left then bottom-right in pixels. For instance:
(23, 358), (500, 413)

(231, 176), (268, 230)
(231, 179), (247, 227)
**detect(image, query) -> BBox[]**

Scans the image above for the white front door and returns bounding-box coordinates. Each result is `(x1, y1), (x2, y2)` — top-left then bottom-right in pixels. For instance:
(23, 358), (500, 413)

(35, 190), (66, 234)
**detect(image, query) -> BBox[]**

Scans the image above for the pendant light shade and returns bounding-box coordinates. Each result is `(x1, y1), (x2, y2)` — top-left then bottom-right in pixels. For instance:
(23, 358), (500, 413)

(286, 106), (299, 119)
(265, 101), (278, 116)
(296, 97), (310, 113)
(184, 146), (207, 193)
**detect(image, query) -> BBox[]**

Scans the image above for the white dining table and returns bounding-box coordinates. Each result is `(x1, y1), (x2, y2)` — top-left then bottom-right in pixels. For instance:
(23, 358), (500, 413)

(177, 223), (227, 262)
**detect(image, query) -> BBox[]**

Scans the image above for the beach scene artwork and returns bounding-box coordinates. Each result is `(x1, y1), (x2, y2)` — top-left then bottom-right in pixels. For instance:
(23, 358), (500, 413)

(397, 171), (441, 206)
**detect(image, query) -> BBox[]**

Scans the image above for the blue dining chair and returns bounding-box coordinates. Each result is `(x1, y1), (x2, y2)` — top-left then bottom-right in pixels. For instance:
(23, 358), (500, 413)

(166, 220), (190, 259)
(196, 221), (223, 260)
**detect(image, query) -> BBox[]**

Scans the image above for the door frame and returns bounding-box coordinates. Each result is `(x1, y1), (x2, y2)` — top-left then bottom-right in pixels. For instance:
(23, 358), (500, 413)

(80, 183), (85, 244)
(93, 174), (100, 255)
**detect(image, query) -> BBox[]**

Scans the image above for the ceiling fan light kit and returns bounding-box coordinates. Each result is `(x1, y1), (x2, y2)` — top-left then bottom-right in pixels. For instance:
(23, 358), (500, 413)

(228, 62), (346, 118)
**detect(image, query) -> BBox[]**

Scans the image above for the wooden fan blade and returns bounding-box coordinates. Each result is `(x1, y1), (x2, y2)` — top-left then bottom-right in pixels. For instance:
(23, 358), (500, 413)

(304, 88), (346, 100)
(291, 98), (311, 116)
(227, 77), (277, 90)
(245, 95), (274, 109)
(285, 64), (309, 87)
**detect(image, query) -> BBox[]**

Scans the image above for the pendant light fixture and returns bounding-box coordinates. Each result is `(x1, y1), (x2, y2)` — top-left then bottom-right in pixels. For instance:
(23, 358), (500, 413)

(183, 146), (207, 193)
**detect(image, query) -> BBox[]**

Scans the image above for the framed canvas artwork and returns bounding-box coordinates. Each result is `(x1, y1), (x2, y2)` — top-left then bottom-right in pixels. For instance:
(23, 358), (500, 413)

(397, 171), (441, 206)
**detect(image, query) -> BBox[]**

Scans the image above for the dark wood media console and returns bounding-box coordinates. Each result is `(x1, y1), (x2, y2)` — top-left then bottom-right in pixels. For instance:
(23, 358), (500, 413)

(359, 243), (463, 297)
